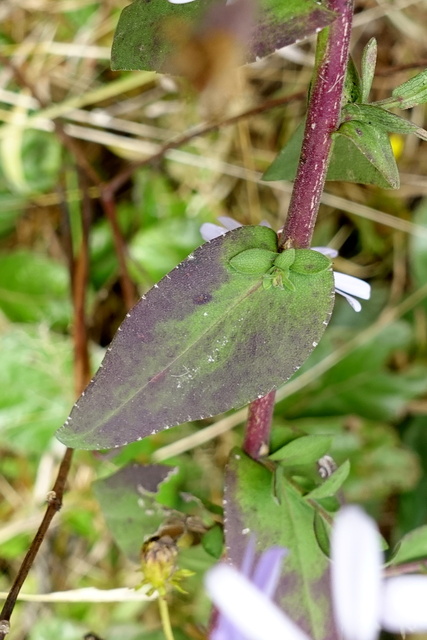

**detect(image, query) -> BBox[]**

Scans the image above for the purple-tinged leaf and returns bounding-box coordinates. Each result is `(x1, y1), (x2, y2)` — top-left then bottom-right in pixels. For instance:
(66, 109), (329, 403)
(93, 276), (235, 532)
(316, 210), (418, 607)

(224, 449), (338, 640)
(57, 226), (334, 450)
(111, 0), (336, 72)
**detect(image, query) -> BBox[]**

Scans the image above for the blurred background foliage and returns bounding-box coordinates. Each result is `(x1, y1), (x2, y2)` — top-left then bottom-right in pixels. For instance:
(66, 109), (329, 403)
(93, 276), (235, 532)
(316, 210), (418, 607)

(1, 0), (427, 639)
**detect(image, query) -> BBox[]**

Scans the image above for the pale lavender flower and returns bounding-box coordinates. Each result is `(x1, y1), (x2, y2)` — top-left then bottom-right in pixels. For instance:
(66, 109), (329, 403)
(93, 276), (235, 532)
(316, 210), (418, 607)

(200, 217), (371, 312)
(206, 506), (427, 640)
(205, 538), (310, 640)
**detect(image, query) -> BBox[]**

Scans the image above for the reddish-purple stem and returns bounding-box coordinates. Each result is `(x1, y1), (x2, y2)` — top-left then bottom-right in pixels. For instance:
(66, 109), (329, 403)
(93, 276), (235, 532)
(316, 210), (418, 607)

(279, 0), (354, 250)
(243, 0), (354, 459)
(243, 391), (276, 459)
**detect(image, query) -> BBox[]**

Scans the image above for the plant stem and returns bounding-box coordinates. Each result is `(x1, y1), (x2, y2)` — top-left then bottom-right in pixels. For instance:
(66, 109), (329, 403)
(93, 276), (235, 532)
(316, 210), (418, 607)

(243, 391), (276, 459)
(279, 0), (355, 250)
(243, 0), (355, 459)
(158, 596), (175, 640)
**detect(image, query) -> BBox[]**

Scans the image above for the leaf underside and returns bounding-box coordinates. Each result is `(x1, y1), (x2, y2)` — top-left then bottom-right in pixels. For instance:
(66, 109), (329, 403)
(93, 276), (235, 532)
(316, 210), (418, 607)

(57, 226), (334, 450)
(111, 0), (336, 72)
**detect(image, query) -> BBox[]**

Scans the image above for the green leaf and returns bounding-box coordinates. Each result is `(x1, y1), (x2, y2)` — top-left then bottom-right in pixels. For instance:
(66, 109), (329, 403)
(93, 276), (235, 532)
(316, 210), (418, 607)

(0, 326), (74, 455)
(57, 226), (334, 449)
(333, 121), (399, 189)
(360, 38), (377, 103)
(313, 511), (331, 557)
(0, 250), (72, 327)
(93, 463), (179, 561)
(306, 460), (350, 499)
(342, 103), (427, 141)
(111, 0), (336, 72)
(291, 250), (331, 275)
(229, 248), (277, 275)
(389, 525), (427, 566)
(269, 434), (333, 464)
(386, 69), (427, 109)
(202, 524), (224, 559)
(342, 56), (362, 105)
(225, 450), (337, 640)
(263, 119), (398, 188)
(410, 198), (427, 300)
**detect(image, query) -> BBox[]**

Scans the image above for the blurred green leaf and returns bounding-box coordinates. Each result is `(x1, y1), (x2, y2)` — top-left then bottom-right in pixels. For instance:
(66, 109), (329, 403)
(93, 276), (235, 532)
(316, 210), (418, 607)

(201, 524), (224, 559)
(269, 434), (332, 465)
(306, 460), (350, 500)
(0, 250), (71, 327)
(111, 0), (335, 72)
(389, 525), (427, 566)
(0, 325), (73, 454)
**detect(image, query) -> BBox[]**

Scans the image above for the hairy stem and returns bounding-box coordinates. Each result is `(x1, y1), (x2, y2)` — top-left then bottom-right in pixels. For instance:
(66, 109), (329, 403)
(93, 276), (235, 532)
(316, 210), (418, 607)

(243, 0), (355, 459)
(279, 0), (354, 249)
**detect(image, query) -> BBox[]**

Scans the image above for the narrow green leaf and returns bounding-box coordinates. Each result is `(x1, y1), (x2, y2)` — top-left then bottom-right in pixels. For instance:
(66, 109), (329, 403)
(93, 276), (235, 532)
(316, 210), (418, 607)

(306, 460), (350, 499)
(313, 511), (331, 557)
(360, 38), (377, 103)
(225, 450), (337, 640)
(342, 103), (427, 141)
(57, 226), (334, 450)
(269, 434), (333, 465)
(333, 121), (399, 188)
(388, 525), (427, 566)
(111, 0), (336, 72)
(342, 56), (362, 105)
(390, 69), (427, 109)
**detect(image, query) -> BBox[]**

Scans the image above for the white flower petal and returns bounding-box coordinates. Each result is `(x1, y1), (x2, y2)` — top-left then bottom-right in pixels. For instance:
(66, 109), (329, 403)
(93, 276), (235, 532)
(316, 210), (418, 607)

(335, 289), (362, 312)
(200, 223), (228, 242)
(333, 272), (371, 300)
(313, 246), (339, 259)
(331, 506), (382, 640)
(217, 216), (243, 231)
(381, 576), (427, 633)
(206, 565), (311, 640)
(167, 0), (196, 4)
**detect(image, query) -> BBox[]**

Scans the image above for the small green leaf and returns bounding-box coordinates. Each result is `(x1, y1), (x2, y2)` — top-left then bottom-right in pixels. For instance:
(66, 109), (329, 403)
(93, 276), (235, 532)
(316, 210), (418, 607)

(291, 250), (332, 275)
(389, 525), (427, 566)
(360, 38), (377, 103)
(202, 524), (224, 559)
(342, 56), (362, 105)
(313, 511), (331, 557)
(388, 69), (427, 110)
(306, 460), (350, 499)
(342, 103), (427, 141)
(273, 248), (295, 271)
(333, 121), (399, 189)
(229, 248), (277, 275)
(269, 434), (333, 465)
